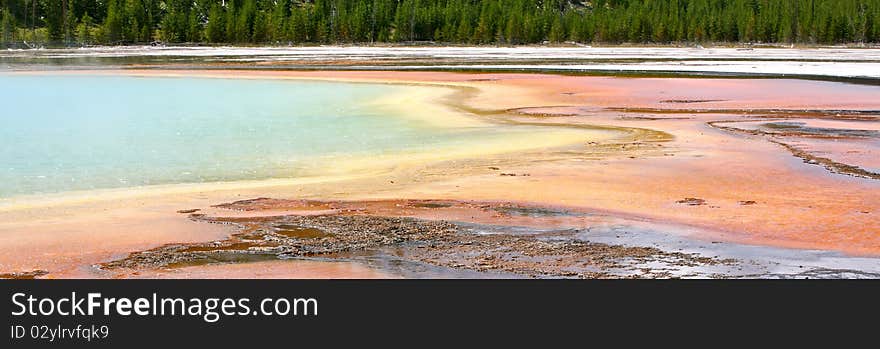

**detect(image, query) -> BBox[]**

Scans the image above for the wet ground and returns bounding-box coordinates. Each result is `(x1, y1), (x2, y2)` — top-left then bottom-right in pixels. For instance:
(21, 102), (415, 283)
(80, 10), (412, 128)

(95, 199), (880, 279)
(3, 46), (880, 80)
(2, 67), (879, 279)
(711, 118), (880, 179)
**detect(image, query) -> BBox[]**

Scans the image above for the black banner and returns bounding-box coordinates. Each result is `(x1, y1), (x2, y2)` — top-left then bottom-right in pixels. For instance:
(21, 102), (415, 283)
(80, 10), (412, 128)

(2, 280), (877, 346)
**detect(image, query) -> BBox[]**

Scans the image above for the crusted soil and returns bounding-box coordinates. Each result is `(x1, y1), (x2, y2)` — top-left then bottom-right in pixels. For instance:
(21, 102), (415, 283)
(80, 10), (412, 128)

(100, 199), (734, 279)
(0, 270), (49, 279)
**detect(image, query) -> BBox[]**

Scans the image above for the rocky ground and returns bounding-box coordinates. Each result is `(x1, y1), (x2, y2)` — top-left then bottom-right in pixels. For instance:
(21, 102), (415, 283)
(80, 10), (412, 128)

(99, 199), (736, 279)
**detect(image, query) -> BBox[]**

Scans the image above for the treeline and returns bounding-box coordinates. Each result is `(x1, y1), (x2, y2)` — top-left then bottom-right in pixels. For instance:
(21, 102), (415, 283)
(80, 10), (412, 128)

(2, 0), (880, 46)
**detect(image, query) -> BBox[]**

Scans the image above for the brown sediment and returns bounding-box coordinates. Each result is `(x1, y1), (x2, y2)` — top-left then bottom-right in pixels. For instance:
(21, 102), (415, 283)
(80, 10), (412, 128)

(618, 116), (695, 120)
(504, 106), (582, 117)
(100, 199), (733, 279)
(409, 201), (455, 208)
(677, 198), (708, 206)
(660, 99), (729, 104)
(274, 225), (332, 239)
(213, 198), (341, 212)
(760, 122), (878, 138)
(125, 260), (395, 279)
(708, 119), (880, 139)
(609, 107), (880, 120)
(0, 270), (49, 279)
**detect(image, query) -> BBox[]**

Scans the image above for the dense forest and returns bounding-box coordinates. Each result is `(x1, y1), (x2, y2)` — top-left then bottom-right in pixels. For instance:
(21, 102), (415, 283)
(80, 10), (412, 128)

(1, 0), (879, 46)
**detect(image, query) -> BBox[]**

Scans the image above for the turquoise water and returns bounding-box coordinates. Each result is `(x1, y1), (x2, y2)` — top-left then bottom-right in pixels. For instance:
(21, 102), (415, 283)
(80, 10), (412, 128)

(0, 75), (486, 198)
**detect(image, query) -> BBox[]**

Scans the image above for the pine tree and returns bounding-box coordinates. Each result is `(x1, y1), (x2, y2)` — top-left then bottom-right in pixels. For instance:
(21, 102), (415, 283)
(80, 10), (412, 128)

(76, 12), (93, 44)
(43, 0), (64, 41)
(206, 3), (226, 43)
(1, 7), (13, 44)
(5, 0), (880, 46)
(548, 14), (565, 43)
(235, 0), (256, 43)
(103, 0), (124, 43)
(268, 0), (287, 42)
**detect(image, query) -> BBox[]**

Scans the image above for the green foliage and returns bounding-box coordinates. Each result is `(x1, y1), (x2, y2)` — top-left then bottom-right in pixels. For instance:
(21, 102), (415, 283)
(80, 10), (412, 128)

(76, 12), (93, 44)
(42, 0), (63, 41)
(103, 0), (124, 43)
(1, 7), (13, 43)
(2, 0), (880, 46)
(206, 3), (226, 43)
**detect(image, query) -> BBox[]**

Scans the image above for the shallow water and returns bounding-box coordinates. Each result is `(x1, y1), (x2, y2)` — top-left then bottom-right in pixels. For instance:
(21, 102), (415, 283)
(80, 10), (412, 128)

(0, 74), (561, 198)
